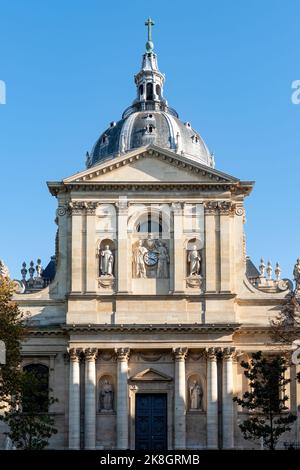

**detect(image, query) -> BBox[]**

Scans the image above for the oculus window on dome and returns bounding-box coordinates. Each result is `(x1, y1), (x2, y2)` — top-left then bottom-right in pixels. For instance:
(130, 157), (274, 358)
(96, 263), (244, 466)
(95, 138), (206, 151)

(87, 18), (215, 169)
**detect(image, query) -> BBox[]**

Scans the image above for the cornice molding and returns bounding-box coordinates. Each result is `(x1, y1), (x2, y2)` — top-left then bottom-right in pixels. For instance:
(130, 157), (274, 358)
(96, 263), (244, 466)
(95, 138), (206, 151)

(62, 323), (240, 333)
(47, 147), (254, 197)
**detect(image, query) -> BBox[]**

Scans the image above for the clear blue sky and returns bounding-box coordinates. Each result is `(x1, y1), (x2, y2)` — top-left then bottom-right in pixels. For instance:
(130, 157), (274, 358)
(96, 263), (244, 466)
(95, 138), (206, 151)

(0, 0), (299, 280)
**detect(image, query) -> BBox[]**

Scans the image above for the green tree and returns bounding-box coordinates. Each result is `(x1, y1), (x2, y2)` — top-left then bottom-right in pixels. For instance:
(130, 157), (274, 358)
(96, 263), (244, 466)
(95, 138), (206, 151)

(0, 276), (25, 403)
(1, 368), (58, 449)
(0, 274), (58, 449)
(233, 351), (297, 450)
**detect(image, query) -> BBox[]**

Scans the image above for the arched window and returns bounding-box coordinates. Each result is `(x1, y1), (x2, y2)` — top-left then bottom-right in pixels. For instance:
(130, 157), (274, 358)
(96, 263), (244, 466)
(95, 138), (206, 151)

(146, 83), (153, 101)
(156, 84), (161, 98)
(139, 84), (144, 96)
(136, 212), (163, 234)
(23, 364), (49, 412)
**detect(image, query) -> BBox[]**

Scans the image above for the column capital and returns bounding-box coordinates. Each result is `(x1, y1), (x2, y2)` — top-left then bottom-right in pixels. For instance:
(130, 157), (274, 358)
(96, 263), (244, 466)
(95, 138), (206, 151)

(85, 201), (98, 215)
(222, 347), (236, 360)
(204, 200), (235, 215)
(84, 347), (98, 361)
(205, 347), (220, 360)
(204, 201), (219, 215)
(173, 347), (188, 361)
(68, 348), (82, 362)
(115, 347), (130, 361)
(115, 198), (129, 215)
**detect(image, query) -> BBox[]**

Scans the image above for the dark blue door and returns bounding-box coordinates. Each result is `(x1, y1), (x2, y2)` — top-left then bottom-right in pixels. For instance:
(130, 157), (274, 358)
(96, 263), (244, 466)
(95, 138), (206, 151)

(135, 393), (167, 450)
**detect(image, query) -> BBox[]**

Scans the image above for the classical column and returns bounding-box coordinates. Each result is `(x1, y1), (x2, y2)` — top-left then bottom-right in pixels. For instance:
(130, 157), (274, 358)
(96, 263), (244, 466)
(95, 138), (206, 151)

(222, 348), (234, 449)
(172, 203), (184, 293)
(116, 198), (129, 293)
(115, 348), (130, 449)
(173, 347), (188, 449)
(206, 347), (218, 449)
(84, 348), (98, 449)
(68, 348), (81, 449)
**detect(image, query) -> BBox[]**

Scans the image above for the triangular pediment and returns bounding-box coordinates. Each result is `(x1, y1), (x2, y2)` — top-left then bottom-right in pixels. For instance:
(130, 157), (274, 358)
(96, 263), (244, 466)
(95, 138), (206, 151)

(63, 145), (239, 185)
(130, 368), (172, 382)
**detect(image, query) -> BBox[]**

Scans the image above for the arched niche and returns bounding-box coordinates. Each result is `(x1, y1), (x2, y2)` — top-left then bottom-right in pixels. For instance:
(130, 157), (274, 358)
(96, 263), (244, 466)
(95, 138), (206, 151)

(128, 205), (171, 237)
(187, 373), (205, 412)
(98, 374), (115, 413)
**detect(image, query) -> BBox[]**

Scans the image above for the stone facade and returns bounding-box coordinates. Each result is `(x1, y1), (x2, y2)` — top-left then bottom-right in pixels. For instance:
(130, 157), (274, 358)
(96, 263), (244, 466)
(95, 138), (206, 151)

(1, 29), (299, 450)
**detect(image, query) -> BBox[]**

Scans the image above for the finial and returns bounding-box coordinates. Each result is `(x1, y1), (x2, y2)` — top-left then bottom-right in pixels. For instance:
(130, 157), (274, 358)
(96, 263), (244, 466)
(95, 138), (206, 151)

(275, 262), (281, 281)
(145, 17), (155, 53)
(21, 262), (27, 281)
(259, 257), (265, 277)
(266, 260), (273, 280)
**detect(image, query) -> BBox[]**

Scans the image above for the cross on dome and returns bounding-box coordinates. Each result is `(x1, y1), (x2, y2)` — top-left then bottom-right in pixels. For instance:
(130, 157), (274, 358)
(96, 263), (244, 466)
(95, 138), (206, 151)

(145, 17), (155, 53)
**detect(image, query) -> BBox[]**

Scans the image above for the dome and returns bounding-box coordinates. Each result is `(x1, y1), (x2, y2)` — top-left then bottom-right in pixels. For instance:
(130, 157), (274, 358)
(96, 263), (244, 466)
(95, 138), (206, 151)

(87, 111), (213, 168)
(86, 21), (214, 169)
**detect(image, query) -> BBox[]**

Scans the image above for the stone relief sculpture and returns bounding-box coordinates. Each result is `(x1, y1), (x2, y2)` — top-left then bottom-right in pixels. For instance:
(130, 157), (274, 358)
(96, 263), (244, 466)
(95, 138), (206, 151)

(188, 245), (201, 276)
(189, 380), (203, 410)
(100, 379), (114, 411)
(100, 245), (114, 276)
(156, 241), (169, 278)
(133, 240), (148, 278)
(133, 238), (169, 278)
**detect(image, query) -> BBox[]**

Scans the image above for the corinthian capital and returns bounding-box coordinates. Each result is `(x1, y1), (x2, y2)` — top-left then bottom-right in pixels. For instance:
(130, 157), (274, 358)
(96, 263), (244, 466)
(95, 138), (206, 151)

(222, 347), (236, 360)
(84, 347), (98, 361)
(205, 347), (219, 360)
(173, 347), (188, 360)
(68, 348), (82, 361)
(115, 347), (130, 361)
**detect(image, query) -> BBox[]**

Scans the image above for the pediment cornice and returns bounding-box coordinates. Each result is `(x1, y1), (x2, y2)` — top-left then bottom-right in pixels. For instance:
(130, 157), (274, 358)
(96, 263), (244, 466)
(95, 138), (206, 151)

(64, 146), (238, 184)
(47, 146), (254, 197)
(130, 368), (172, 382)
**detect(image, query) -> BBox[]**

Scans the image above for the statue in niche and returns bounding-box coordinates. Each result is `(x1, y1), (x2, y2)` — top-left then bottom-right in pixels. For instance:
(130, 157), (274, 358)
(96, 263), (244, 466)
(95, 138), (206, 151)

(100, 245), (114, 276)
(133, 240), (148, 278)
(100, 379), (114, 411)
(188, 245), (201, 276)
(156, 241), (169, 278)
(189, 380), (203, 410)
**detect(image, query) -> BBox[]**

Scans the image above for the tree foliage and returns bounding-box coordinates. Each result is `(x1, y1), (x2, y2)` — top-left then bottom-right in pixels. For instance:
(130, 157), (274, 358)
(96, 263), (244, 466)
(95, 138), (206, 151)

(0, 276), (26, 403)
(233, 351), (297, 450)
(0, 275), (58, 449)
(1, 368), (58, 449)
